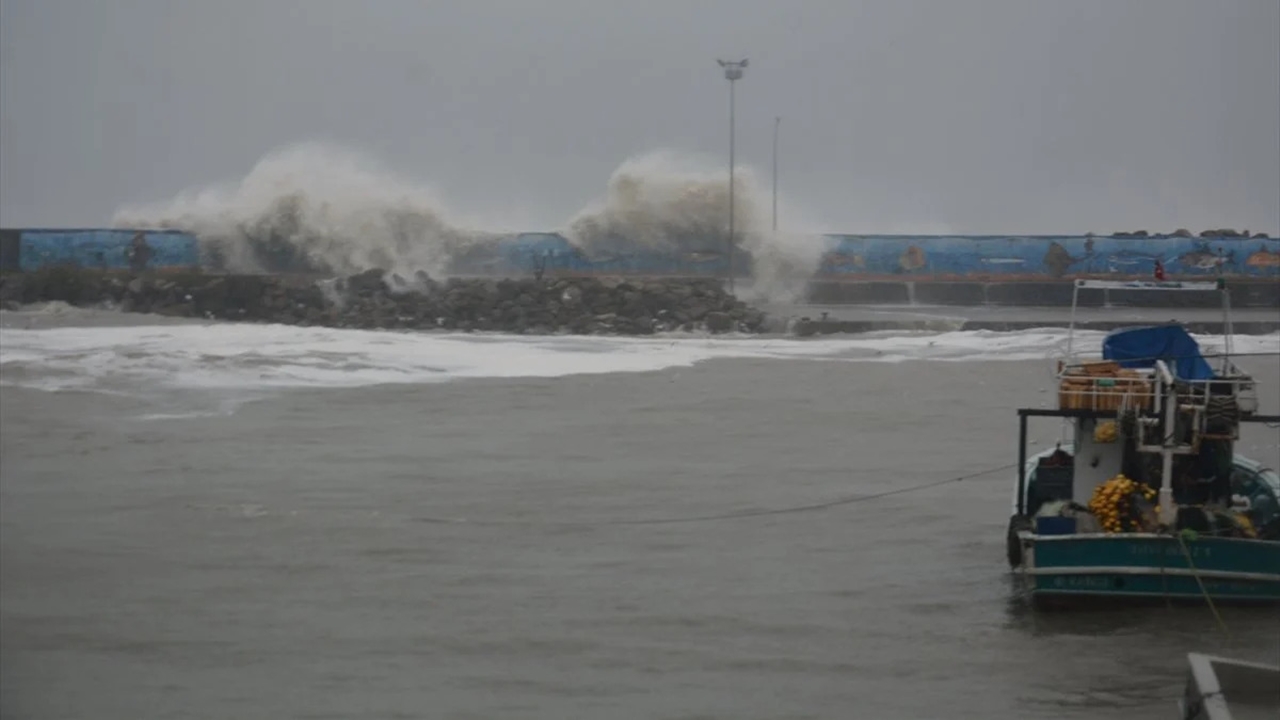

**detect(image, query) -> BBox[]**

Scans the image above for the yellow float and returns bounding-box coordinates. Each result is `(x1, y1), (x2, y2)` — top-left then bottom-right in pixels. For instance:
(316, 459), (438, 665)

(1087, 473), (1158, 533)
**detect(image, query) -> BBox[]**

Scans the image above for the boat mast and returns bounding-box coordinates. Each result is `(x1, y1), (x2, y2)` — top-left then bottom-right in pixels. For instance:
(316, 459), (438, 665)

(1156, 362), (1178, 526)
(1065, 280), (1081, 359)
(1219, 280), (1233, 375)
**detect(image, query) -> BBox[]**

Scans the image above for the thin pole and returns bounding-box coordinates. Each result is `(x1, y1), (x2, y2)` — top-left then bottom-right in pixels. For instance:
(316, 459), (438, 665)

(1157, 369), (1177, 526)
(1066, 280), (1080, 359)
(1220, 286), (1233, 373)
(772, 116), (780, 234)
(727, 78), (736, 294)
(716, 58), (746, 294)
(1016, 412), (1028, 516)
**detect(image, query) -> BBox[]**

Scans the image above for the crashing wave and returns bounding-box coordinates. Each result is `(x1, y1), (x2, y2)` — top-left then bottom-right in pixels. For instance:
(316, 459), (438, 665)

(113, 142), (831, 301)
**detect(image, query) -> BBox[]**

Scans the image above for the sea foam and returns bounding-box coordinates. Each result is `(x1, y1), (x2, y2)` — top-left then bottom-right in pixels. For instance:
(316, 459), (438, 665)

(2, 322), (1275, 400)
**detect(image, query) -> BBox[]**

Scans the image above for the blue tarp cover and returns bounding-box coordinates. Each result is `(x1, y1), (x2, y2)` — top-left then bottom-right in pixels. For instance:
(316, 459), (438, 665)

(1101, 325), (1215, 380)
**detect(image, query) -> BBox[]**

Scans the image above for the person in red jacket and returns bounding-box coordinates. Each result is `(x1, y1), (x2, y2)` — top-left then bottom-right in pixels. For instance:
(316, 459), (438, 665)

(1153, 258), (1166, 280)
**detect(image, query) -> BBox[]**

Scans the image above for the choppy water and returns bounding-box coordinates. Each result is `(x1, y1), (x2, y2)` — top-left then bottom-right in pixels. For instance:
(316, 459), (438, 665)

(2, 309), (1278, 720)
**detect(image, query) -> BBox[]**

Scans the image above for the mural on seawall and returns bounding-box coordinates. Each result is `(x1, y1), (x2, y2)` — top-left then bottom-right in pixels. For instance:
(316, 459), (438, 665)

(327, 232), (1280, 279)
(814, 234), (1280, 279)
(7, 229), (201, 273)
(444, 232), (743, 278)
(2, 228), (1278, 279)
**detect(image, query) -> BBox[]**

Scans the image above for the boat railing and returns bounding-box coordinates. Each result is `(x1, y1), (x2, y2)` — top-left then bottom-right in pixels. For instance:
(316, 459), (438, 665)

(1145, 357), (1260, 419)
(1054, 359), (1258, 418)
(1055, 360), (1159, 413)
(1173, 372), (1260, 418)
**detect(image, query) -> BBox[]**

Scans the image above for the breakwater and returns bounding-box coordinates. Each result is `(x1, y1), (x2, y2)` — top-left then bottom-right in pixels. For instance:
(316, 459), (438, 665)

(0, 268), (768, 336)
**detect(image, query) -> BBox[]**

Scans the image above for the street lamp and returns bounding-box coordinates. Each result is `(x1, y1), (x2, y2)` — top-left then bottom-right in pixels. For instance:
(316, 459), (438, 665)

(772, 115), (780, 235)
(717, 58), (747, 293)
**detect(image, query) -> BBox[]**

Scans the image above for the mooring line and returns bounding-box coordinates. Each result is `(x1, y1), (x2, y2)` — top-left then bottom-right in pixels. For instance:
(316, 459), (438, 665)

(414, 461), (1020, 528)
(1175, 530), (1232, 636)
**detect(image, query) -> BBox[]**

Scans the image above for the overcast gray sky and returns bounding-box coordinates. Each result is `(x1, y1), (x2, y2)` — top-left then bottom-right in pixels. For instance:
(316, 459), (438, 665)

(2, 0), (1277, 235)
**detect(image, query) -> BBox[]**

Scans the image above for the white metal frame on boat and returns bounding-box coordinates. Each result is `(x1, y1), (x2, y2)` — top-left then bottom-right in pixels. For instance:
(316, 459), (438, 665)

(1063, 278), (1234, 367)
(1057, 278), (1253, 524)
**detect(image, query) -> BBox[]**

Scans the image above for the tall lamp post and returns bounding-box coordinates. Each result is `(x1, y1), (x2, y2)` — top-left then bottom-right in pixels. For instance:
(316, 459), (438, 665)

(772, 115), (780, 235)
(717, 58), (747, 293)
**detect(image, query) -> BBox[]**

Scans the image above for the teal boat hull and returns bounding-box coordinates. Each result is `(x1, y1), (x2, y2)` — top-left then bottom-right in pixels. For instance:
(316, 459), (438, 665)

(1016, 533), (1280, 606)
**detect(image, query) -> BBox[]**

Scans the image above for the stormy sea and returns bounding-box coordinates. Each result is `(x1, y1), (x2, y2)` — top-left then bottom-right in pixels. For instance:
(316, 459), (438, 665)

(2, 302), (1278, 720)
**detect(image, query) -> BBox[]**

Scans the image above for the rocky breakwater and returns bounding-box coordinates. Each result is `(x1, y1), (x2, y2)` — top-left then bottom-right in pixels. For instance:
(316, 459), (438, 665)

(0, 267), (769, 335)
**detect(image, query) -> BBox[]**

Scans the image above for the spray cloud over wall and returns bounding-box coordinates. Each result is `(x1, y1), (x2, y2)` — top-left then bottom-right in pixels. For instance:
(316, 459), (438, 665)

(112, 142), (833, 301)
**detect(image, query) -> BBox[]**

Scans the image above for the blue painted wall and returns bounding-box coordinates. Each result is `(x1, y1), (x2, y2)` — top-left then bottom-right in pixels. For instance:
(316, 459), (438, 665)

(814, 234), (1280, 279)
(448, 232), (1280, 279)
(447, 232), (733, 277)
(5, 228), (1277, 279)
(14, 229), (200, 272)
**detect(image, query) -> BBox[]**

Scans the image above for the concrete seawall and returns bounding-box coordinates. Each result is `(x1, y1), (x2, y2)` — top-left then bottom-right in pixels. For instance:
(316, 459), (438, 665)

(804, 279), (1280, 308)
(772, 304), (1280, 337)
(791, 318), (1279, 337)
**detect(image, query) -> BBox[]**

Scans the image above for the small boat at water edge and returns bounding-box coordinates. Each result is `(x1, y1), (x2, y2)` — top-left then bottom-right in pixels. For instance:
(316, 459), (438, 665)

(1178, 652), (1279, 720)
(1006, 279), (1280, 608)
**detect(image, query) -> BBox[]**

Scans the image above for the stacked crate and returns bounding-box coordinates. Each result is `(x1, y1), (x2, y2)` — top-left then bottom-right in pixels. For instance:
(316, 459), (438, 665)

(1058, 361), (1154, 411)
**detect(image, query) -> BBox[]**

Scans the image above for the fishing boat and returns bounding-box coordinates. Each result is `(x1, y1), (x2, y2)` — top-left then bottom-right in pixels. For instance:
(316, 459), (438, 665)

(1006, 279), (1280, 607)
(1178, 652), (1279, 720)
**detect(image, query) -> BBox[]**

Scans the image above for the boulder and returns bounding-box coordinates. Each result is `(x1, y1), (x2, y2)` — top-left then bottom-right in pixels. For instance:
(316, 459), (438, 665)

(3, 267), (771, 337)
(347, 268), (387, 296)
(704, 311), (734, 333)
(1200, 228), (1243, 238)
(0, 273), (24, 304)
